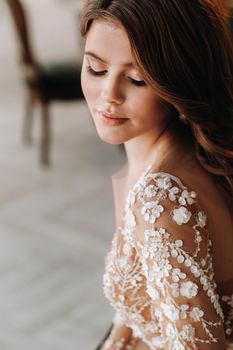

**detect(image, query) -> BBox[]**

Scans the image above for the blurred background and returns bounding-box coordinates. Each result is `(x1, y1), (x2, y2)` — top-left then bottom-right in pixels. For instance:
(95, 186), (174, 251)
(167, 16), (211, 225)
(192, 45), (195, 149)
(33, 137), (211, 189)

(0, 0), (126, 348)
(0, 0), (232, 349)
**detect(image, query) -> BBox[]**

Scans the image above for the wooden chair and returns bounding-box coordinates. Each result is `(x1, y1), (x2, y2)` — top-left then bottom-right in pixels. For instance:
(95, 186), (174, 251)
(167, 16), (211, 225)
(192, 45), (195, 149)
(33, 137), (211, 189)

(5, 0), (84, 166)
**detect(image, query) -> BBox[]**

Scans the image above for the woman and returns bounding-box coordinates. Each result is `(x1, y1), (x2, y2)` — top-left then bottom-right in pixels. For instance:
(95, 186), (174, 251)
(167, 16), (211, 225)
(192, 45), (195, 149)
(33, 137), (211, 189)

(80, 0), (233, 349)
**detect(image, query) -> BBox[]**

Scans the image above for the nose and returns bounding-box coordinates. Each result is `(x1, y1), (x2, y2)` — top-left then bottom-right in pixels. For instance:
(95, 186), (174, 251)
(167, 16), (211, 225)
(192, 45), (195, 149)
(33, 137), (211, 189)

(100, 75), (125, 105)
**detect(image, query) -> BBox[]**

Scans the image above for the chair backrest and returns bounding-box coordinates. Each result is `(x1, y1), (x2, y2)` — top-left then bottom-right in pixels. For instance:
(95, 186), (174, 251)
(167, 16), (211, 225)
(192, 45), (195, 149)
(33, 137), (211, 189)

(5, 0), (35, 66)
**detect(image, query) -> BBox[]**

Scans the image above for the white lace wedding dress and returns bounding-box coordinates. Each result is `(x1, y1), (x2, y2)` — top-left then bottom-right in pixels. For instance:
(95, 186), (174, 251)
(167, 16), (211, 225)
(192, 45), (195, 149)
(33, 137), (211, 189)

(101, 163), (233, 350)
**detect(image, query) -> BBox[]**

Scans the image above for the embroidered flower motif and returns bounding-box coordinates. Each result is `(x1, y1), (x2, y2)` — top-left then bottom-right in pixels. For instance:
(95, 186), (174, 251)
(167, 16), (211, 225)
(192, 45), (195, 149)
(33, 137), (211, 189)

(188, 191), (197, 204)
(132, 312), (144, 323)
(144, 229), (159, 242)
(161, 260), (172, 277)
(125, 190), (135, 210)
(145, 322), (159, 333)
(141, 201), (164, 223)
(184, 258), (192, 267)
(175, 240), (183, 247)
(201, 258), (206, 267)
(178, 190), (196, 206)
(130, 325), (143, 339)
(124, 207), (136, 228)
(157, 176), (172, 189)
(147, 285), (159, 300)
(180, 281), (198, 299)
(165, 323), (177, 338)
(171, 248), (178, 257)
(178, 190), (189, 205)
(168, 186), (179, 201)
(172, 206), (192, 225)
(190, 306), (204, 321)
(195, 232), (202, 244)
(144, 184), (158, 198)
(177, 254), (185, 263)
(172, 268), (186, 282)
(180, 304), (189, 319)
(172, 340), (185, 350)
(171, 283), (180, 298)
(144, 228), (170, 243)
(151, 336), (164, 347)
(160, 228), (170, 239)
(137, 174), (148, 189)
(196, 211), (207, 228)
(200, 276), (208, 289)
(180, 324), (195, 341)
(161, 302), (179, 321)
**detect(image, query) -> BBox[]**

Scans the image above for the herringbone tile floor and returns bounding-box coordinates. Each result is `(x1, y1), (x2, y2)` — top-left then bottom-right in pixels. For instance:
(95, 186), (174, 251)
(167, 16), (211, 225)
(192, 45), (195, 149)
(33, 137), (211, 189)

(0, 1), (125, 349)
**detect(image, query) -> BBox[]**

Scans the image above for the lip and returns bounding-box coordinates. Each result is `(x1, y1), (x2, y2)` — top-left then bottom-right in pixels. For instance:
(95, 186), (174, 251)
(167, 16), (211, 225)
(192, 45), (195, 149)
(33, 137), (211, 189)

(99, 111), (128, 120)
(97, 110), (129, 126)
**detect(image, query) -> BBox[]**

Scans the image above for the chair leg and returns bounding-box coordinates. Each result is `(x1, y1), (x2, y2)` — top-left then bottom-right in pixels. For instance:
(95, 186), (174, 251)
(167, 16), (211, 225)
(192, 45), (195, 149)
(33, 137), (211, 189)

(40, 103), (50, 166)
(22, 93), (34, 145)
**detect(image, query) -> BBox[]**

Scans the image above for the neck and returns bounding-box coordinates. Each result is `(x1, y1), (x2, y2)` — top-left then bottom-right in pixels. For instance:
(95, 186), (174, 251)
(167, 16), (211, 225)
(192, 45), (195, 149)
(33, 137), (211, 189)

(124, 119), (192, 176)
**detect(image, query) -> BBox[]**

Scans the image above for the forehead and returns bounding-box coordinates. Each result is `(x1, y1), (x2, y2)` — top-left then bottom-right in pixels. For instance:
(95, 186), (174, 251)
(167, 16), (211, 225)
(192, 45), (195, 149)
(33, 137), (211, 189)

(85, 19), (137, 67)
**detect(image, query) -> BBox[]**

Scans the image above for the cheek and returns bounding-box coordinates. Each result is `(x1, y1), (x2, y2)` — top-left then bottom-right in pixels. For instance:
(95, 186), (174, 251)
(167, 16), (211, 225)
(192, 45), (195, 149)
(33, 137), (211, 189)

(130, 94), (167, 129)
(131, 92), (163, 118)
(81, 68), (98, 105)
(81, 68), (90, 101)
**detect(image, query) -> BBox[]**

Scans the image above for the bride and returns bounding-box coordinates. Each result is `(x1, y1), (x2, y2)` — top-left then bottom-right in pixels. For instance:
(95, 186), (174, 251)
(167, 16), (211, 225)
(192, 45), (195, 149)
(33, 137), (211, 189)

(80, 1), (233, 349)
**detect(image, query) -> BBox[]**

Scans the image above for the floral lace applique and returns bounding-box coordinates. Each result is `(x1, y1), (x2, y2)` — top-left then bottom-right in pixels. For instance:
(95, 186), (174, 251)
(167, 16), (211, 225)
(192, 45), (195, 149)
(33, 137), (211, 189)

(103, 170), (233, 350)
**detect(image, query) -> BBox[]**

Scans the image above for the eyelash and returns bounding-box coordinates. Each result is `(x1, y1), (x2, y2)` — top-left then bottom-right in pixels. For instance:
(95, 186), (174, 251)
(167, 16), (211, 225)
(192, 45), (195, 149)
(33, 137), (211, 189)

(86, 66), (147, 87)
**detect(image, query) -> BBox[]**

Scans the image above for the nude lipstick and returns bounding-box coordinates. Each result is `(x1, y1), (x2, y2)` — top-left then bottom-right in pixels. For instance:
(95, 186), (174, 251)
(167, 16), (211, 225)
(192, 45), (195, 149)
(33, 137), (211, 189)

(98, 111), (129, 126)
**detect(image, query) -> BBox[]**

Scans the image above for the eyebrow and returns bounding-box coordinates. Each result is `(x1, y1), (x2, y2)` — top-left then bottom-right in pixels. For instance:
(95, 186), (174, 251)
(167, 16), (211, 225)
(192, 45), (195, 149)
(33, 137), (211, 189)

(84, 51), (135, 68)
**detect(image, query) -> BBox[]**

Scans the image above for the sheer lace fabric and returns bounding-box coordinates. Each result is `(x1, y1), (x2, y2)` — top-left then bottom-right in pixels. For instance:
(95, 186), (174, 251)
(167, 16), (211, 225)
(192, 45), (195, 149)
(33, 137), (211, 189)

(102, 165), (233, 350)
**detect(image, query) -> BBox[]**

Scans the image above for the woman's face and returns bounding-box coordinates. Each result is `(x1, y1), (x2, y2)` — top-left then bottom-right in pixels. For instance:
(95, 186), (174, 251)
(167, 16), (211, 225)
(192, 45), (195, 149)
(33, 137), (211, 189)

(81, 19), (171, 145)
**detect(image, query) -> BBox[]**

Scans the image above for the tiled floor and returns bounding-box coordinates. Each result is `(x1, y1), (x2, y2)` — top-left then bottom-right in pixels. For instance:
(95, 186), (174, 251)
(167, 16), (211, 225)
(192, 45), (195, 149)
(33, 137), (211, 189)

(0, 1), (125, 349)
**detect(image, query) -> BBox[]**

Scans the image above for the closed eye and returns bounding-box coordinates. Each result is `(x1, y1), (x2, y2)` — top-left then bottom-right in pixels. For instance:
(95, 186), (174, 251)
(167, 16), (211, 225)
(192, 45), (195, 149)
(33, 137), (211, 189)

(86, 66), (107, 76)
(128, 77), (147, 87)
(86, 66), (147, 87)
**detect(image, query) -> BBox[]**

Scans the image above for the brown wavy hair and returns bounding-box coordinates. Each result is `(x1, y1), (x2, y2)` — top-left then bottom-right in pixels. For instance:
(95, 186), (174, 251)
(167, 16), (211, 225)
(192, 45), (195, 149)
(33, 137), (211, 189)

(80, 0), (233, 209)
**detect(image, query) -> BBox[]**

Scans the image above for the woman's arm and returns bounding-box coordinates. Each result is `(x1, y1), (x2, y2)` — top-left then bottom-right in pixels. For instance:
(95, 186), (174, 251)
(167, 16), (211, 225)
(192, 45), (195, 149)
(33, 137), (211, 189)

(130, 172), (227, 349)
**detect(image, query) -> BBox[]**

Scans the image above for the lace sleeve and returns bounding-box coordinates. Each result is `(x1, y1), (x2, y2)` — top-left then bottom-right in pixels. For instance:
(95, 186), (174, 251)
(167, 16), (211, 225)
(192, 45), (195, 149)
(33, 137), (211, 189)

(130, 172), (227, 350)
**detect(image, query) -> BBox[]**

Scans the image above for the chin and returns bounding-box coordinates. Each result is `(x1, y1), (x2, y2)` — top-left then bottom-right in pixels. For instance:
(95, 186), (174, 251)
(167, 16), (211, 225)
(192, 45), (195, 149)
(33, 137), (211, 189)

(99, 134), (126, 145)
(96, 129), (128, 145)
